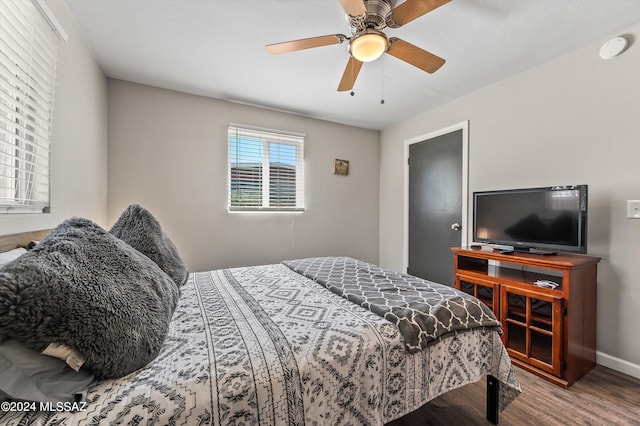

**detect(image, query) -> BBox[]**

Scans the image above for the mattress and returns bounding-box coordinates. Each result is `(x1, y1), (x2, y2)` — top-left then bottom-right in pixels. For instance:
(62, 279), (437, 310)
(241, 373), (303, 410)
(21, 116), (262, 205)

(1, 261), (520, 425)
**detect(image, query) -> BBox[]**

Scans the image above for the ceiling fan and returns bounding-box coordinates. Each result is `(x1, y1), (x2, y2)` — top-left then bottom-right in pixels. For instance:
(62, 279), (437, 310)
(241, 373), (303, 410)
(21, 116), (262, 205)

(266, 0), (451, 92)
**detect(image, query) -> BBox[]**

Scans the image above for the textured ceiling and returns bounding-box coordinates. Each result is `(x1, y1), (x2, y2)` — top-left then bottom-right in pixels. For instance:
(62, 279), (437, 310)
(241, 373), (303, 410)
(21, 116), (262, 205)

(63, 0), (640, 130)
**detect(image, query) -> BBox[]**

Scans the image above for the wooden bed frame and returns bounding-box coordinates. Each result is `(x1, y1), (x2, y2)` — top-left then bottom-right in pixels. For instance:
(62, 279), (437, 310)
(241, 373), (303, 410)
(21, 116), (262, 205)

(0, 229), (503, 424)
(0, 229), (51, 252)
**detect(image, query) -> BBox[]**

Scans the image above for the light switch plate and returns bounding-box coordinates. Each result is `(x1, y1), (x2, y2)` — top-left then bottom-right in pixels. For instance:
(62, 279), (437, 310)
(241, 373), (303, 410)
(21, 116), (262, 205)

(627, 200), (640, 218)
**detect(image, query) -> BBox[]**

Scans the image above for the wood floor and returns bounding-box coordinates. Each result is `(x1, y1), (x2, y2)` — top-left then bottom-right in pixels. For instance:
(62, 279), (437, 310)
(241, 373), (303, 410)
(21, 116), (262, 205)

(388, 365), (640, 425)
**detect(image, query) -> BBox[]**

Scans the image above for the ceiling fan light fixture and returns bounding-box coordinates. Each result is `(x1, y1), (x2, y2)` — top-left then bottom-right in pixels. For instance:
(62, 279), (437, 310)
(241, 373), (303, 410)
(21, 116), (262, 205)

(350, 30), (388, 62)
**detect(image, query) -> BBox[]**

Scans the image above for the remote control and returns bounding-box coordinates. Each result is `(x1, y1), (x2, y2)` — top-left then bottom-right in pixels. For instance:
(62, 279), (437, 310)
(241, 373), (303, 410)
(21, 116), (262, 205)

(534, 280), (559, 289)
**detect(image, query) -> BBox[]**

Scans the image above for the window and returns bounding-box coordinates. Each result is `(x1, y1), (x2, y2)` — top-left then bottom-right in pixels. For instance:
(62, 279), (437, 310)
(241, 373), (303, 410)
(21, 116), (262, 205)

(228, 124), (304, 212)
(0, 0), (64, 213)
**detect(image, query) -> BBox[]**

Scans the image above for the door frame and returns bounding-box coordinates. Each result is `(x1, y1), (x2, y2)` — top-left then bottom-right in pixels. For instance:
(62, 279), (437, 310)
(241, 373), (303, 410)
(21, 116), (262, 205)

(403, 120), (469, 273)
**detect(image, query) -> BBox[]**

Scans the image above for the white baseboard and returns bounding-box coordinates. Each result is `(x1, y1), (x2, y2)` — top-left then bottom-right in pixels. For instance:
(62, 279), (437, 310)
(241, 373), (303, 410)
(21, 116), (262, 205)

(596, 351), (640, 379)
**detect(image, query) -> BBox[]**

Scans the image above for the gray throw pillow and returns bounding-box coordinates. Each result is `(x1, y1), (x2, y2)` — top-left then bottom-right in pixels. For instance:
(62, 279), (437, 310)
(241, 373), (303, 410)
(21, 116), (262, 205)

(0, 217), (179, 379)
(110, 204), (189, 286)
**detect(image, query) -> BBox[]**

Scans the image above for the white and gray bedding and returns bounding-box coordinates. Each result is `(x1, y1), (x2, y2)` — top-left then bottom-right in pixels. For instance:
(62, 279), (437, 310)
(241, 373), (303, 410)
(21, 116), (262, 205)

(1, 259), (520, 425)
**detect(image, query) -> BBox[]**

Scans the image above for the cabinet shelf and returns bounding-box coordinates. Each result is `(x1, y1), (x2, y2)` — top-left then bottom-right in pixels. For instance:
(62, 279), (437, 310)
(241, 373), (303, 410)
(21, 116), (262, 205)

(505, 317), (553, 336)
(505, 305), (553, 327)
(478, 297), (493, 308)
(530, 326), (553, 336)
(452, 247), (600, 388)
(457, 262), (564, 291)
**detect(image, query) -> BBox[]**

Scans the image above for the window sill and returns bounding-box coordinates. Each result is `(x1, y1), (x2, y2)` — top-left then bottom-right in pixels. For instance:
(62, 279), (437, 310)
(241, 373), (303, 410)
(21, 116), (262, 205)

(0, 205), (49, 214)
(228, 207), (305, 213)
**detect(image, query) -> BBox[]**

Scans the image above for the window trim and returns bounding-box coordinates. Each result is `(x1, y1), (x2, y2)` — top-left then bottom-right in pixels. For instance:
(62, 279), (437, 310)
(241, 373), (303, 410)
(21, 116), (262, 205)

(228, 123), (305, 213)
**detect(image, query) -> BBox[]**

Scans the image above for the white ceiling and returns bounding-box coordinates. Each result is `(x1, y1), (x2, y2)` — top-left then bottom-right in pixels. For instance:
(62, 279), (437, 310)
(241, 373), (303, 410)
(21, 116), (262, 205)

(62, 0), (640, 130)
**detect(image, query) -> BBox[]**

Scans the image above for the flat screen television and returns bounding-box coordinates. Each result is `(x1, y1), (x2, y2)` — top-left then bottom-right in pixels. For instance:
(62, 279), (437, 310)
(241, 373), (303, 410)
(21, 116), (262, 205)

(473, 185), (588, 254)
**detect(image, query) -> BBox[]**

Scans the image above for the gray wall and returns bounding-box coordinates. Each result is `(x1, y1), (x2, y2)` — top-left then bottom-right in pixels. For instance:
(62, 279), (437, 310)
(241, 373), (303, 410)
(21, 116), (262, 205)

(107, 80), (380, 272)
(380, 23), (640, 377)
(0, 0), (107, 235)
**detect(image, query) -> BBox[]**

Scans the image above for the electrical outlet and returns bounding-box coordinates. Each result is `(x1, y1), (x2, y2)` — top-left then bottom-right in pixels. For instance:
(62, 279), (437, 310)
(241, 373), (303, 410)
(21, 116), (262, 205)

(627, 200), (640, 219)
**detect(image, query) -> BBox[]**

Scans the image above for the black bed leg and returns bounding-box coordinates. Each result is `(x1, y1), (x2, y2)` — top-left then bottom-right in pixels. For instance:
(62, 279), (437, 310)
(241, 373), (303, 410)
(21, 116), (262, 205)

(486, 375), (499, 424)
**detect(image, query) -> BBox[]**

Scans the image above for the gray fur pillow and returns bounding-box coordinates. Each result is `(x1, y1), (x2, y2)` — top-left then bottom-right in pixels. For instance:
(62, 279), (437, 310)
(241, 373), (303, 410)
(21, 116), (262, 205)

(0, 217), (179, 379)
(110, 204), (188, 286)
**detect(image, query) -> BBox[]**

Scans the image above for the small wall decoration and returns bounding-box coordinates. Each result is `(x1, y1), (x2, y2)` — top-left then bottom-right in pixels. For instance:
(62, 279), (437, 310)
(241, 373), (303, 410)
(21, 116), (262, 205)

(333, 159), (349, 175)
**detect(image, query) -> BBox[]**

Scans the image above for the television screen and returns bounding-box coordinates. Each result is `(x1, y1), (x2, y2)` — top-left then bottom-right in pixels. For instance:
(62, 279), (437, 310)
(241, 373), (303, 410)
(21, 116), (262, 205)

(473, 185), (588, 254)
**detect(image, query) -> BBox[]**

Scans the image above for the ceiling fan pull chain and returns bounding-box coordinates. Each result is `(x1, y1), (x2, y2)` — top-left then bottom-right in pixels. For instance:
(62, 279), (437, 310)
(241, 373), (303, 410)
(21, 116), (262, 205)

(380, 58), (385, 104)
(351, 56), (356, 96)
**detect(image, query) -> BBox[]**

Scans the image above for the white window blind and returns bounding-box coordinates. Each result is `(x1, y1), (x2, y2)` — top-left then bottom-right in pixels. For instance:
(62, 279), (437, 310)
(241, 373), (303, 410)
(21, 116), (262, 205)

(0, 0), (62, 213)
(228, 124), (304, 212)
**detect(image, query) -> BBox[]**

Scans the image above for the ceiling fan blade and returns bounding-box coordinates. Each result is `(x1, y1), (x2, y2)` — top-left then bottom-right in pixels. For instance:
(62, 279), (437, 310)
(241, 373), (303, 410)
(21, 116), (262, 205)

(387, 0), (451, 28)
(387, 38), (445, 73)
(266, 34), (347, 55)
(338, 0), (366, 16)
(337, 56), (364, 92)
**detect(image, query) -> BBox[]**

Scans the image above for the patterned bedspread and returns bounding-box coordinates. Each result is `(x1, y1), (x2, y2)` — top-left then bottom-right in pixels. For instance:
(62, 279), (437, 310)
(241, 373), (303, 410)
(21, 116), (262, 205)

(1, 263), (520, 425)
(284, 257), (502, 352)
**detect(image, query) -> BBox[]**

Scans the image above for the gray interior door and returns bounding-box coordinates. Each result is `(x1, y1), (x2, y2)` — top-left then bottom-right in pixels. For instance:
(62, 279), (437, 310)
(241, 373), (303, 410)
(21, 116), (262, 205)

(408, 129), (463, 286)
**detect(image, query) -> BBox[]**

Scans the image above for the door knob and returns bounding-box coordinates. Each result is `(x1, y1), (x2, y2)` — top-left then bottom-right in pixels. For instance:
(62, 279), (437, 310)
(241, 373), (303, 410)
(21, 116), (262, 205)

(451, 223), (461, 231)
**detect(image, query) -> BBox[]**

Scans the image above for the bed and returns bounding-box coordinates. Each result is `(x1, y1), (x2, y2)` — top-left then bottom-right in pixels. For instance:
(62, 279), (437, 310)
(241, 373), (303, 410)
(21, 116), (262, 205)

(0, 221), (520, 425)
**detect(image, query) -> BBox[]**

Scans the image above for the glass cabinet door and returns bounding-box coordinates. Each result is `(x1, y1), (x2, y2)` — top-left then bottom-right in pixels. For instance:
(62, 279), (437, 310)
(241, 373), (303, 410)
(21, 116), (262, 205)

(456, 275), (499, 314)
(500, 285), (563, 376)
